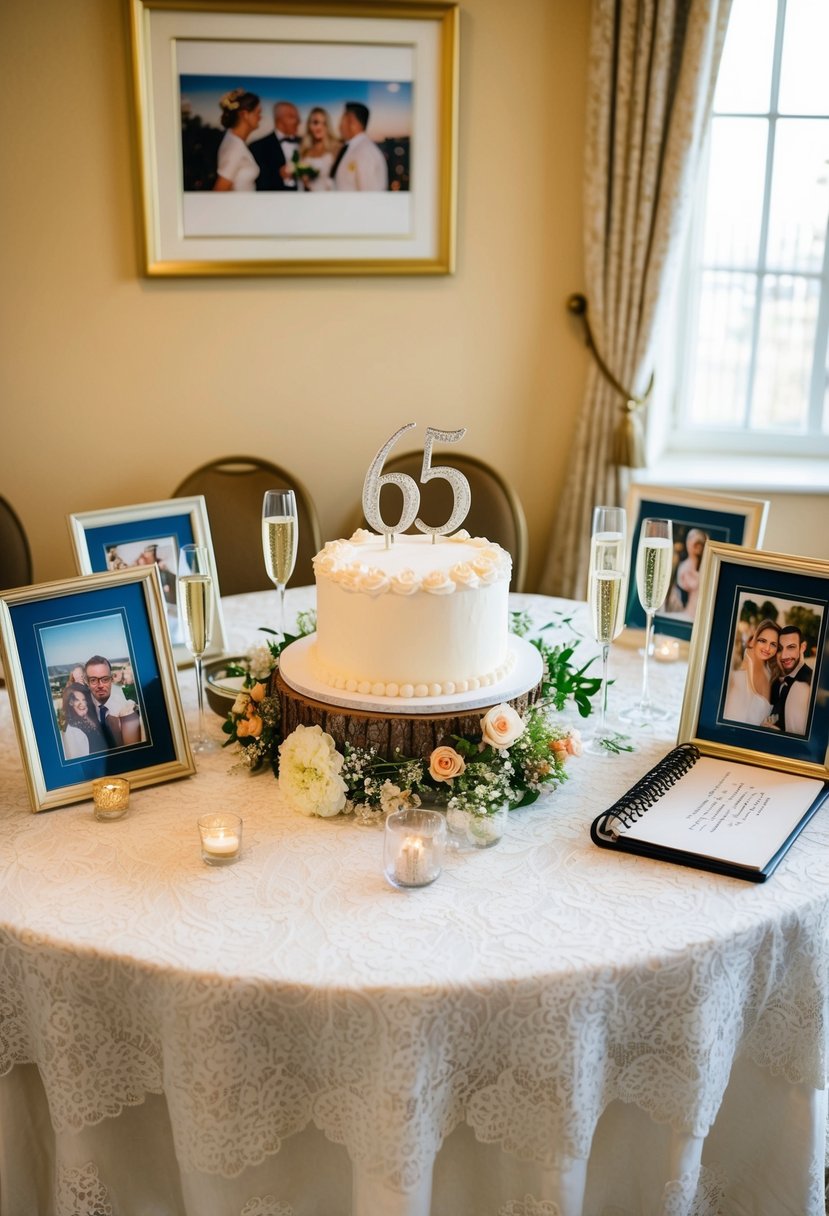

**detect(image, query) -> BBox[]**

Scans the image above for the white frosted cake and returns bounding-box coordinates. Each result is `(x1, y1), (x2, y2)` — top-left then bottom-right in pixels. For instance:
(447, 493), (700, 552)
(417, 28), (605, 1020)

(311, 529), (514, 699)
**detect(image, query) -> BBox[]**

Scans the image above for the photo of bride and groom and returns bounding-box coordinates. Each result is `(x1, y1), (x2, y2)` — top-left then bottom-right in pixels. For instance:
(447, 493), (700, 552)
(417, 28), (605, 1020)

(723, 594), (822, 737)
(180, 76), (412, 196)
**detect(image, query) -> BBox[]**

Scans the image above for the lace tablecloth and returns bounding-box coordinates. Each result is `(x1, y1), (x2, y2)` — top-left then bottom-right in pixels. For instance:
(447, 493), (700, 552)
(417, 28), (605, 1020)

(1, 590), (827, 1216)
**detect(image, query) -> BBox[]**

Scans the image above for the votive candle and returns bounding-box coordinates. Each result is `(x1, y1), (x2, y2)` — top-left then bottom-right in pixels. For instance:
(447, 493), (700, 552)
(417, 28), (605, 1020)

(92, 777), (130, 821)
(198, 813), (242, 866)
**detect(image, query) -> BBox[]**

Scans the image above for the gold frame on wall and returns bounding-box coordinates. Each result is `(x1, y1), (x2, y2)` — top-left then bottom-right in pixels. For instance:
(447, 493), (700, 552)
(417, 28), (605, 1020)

(128, 0), (459, 277)
(0, 568), (196, 812)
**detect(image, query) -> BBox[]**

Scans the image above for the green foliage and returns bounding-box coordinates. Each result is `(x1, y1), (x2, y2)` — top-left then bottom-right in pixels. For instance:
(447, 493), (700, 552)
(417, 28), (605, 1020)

(531, 632), (602, 718)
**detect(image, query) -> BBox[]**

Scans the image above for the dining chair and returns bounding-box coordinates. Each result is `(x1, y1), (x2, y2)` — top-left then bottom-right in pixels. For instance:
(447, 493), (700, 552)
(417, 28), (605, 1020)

(345, 451), (529, 592)
(0, 496), (33, 590)
(172, 457), (322, 595)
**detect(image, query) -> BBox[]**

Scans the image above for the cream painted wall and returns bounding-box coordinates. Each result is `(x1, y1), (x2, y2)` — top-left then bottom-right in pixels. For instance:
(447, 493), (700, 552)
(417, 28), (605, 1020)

(0, 0), (592, 591)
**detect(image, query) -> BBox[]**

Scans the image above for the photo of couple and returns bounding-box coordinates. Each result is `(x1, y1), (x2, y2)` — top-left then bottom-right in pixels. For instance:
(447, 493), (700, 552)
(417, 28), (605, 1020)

(661, 526), (713, 622)
(40, 614), (147, 763)
(105, 538), (180, 642)
(181, 76), (412, 196)
(722, 593), (823, 737)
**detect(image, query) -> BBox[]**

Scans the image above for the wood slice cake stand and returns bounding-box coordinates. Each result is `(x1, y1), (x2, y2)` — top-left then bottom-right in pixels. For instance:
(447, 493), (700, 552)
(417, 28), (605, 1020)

(274, 635), (544, 760)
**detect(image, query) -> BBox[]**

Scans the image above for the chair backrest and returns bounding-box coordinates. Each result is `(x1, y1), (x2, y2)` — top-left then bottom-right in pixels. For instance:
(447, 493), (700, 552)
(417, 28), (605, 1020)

(347, 451), (528, 592)
(0, 496), (33, 590)
(172, 457), (322, 596)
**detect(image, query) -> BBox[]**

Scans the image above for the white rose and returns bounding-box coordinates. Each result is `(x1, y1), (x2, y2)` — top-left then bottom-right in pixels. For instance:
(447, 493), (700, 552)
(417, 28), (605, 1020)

(480, 703), (525, 749)
(390, 569), (420, 596)
(449, 562), (480, 588)
(470, 556), (499, 584)
(421, 570), (456, 595)
(357, 568), (390, 596)
(231, 692), (251, 715)
(336, 564), (366, 592)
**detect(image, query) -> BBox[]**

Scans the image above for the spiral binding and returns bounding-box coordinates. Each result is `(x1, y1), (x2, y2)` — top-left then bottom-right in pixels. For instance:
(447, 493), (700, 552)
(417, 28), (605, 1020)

(593, 743), (701, 839)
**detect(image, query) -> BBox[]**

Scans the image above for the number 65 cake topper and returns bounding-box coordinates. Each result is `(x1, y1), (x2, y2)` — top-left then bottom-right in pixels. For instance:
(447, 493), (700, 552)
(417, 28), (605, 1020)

(362, 423), (472, 543)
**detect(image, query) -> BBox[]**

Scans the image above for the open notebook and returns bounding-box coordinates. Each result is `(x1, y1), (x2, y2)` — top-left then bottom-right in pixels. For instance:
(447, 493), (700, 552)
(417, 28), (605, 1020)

(591, 743), (829, 882)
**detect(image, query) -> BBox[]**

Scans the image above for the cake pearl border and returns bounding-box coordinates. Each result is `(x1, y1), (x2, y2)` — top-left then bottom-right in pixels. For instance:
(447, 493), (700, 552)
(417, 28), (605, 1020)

(278, 634), (544, 716)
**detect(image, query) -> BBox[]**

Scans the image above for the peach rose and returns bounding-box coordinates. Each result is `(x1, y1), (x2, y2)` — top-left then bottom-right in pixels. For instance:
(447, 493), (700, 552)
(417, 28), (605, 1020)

(480, 703), (524, 749)
(250, 682), (267, 703)
(428, 745), (466, 783)
(245, 714), (264, 738)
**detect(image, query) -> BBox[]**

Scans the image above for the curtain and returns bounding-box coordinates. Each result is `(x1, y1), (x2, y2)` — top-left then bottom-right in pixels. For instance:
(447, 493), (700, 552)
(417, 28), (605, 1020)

(540, 0), (732, 599)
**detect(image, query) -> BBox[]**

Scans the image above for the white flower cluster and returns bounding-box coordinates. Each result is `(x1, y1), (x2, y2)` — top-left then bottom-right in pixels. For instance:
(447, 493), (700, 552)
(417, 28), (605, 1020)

(246, 642), (277, 681)
(278, 724), (347, 817)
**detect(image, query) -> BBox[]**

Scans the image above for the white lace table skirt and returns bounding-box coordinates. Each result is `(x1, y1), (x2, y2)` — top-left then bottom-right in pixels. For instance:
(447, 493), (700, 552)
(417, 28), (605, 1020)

(0, 591), (827, 1216)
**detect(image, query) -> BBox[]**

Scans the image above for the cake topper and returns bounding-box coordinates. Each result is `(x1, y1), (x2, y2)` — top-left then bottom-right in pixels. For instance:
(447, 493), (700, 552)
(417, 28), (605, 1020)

(362, 423), (472, 544)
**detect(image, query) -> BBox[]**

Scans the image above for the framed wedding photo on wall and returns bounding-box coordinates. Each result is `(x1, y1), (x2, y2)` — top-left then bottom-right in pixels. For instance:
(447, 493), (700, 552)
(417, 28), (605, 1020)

(128, 0), (459, 277)
(679, 544), (829, 781)
(67, 497), (227, 668)
(0, 568), (196, 813)
(624, 485), (769, 642)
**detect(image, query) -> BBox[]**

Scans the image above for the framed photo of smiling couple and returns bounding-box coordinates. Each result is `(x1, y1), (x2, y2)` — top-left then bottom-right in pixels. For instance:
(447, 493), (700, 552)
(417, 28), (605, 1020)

(0, 567), (195, 813)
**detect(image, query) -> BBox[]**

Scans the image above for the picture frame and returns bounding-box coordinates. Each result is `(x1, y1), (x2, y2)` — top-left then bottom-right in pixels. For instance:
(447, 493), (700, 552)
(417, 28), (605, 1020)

(678, 543), (829, 781)
(0, 568), (196, 812)
(67, 497), (227, 668)
(128, 0), (459, 277)
(624, 485), (769, 642)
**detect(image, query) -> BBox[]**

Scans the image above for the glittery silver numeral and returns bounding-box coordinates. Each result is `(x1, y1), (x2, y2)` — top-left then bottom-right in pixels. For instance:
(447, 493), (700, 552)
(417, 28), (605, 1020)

(363, 422), (472, 537)
(362, 421), (420, 535)
(414, 427), (471, 536)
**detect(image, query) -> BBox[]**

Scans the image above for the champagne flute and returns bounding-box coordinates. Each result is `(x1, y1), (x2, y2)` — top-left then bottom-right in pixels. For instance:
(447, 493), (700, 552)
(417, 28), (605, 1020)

(177, 544), (217, 753)
(262, 489), (299, 639)
(622, 518), (673, 726)
(585, 506), (627, 754)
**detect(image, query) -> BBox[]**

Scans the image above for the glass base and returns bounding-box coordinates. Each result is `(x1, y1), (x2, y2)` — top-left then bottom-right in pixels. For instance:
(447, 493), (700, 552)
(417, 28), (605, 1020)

(191, 734), (222, 754)
(617, 701), (671, 727)
(201, 851), (239, 866)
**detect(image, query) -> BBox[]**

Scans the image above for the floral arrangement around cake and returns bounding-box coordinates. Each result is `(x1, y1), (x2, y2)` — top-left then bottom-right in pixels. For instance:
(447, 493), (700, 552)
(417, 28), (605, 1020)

(223, 609), (601, 824)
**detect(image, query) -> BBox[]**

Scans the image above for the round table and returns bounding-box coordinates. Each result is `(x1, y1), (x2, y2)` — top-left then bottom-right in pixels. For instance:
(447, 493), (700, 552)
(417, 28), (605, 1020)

(0, 590), (827, 1216)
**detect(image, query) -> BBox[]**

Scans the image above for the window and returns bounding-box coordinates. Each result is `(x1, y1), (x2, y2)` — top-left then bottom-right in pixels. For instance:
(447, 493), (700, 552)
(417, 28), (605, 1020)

(674, 0), (829, 456)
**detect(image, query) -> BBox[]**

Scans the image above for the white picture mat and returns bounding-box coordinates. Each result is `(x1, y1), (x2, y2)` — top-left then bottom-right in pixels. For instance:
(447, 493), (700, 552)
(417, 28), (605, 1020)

(143, 9), (440, 261)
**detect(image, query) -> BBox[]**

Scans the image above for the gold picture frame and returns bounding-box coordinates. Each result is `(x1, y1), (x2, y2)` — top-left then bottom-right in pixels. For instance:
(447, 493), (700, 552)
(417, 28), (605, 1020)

(678, 543), (829, 781)
(67, 496), (227, 668)
(0, 568), (196, 812)
(128, 0), (459, 276)
(624, 484), (769, 643)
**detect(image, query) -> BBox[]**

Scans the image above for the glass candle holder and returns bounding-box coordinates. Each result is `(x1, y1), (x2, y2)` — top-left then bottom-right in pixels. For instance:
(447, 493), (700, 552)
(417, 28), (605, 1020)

(92, 777), (130, 821)
(198, 813), (243, 866)
(384, 807), (446, 889)
(447, 805), (508, 849)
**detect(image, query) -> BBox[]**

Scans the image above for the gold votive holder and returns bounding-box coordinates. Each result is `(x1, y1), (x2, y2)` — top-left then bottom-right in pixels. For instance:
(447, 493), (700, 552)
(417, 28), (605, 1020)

(92, 777), (130, 821)
(198, 813), (243, 866)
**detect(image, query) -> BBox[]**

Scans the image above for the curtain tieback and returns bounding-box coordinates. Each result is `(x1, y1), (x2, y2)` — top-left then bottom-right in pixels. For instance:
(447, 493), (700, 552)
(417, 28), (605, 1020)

(566, 293), (653, 468)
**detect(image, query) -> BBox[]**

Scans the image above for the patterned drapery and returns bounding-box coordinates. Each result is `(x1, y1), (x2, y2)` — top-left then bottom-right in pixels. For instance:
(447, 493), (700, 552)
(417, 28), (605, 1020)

(540, 0), (732, 598)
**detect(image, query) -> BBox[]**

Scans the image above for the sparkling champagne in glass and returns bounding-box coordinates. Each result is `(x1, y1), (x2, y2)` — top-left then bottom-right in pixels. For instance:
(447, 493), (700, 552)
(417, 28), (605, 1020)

(585, 506), (626, 753)
(622, 518), (673, 726)
(177, 543), (216, 753)
(262, 489), (299, 639)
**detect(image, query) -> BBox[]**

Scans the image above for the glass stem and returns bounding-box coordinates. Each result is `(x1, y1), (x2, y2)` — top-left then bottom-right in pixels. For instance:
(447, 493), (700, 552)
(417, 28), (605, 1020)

(641, 612), (655, 712)
(278, 584), (286, 640)
(599, 644), (610, 735)
(194, 655), (205, 745)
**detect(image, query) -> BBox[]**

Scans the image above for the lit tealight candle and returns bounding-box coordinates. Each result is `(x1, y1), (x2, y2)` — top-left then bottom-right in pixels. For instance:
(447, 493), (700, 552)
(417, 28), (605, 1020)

(395, 835), (430, 886)
(384, 808), (446, 889)
(92, 777), (130, 821)
(198, 814), (242, 866)
(653, 636), (681, 663)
